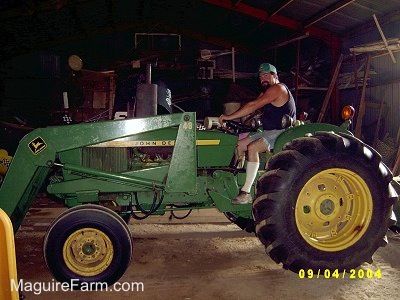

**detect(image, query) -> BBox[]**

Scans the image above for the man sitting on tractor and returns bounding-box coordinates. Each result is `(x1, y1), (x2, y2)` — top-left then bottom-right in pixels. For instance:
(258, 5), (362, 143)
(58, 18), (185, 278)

(219, 63), (296, 204)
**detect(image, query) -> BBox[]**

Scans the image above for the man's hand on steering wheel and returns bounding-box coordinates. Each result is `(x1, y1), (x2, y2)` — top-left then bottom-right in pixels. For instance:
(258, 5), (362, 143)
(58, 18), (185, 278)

(225, 120), (257, 134)
(218, 115), (257, 134)
(218, 114), (227, 127)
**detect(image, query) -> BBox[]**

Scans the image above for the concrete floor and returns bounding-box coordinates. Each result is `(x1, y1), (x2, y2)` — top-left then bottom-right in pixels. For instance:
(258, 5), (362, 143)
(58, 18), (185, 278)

(13, 196), (400, 300)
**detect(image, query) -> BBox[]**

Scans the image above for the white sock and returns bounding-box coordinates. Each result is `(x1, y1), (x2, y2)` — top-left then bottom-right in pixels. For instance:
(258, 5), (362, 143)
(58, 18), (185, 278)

(241, 161), (259, 193)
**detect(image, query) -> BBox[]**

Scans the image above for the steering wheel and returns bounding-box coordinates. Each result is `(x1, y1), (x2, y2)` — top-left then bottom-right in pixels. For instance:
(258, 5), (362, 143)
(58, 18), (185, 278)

(225, 120), (257, 134)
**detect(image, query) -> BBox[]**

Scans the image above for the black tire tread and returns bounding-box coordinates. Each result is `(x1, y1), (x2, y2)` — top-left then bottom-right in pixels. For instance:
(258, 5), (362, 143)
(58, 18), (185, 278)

(43, 205), (133, 287)
(253, 132), (397, 272)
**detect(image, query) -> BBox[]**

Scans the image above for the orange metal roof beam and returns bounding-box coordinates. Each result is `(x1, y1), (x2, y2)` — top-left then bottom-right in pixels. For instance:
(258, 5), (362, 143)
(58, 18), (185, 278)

(202, 0), (340, 48)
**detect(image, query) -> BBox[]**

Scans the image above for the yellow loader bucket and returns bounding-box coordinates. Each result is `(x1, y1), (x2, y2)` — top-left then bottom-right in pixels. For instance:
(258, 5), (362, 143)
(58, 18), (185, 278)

(0, 208), (19, 300)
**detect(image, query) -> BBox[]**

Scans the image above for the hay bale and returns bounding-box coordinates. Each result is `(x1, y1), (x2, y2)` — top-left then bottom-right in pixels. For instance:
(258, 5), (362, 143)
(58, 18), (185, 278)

(375, 137), (397, 166)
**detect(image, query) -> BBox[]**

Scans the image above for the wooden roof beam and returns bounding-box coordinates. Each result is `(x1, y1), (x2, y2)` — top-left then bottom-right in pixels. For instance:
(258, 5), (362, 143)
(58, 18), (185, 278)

(372, 14), (397, 63)
(267, 31), (310, 50)
(345, 10), (400, 39)
(270, 0), (295, 17)
(304, 0), (356, 28)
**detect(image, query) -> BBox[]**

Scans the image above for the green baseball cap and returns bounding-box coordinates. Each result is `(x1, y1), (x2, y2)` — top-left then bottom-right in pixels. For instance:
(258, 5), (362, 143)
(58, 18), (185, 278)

(258, 63), (277, 74)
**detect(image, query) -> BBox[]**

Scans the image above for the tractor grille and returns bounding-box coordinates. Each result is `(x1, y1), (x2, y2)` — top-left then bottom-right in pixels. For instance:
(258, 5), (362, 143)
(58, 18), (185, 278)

(82, 147), (129, 172)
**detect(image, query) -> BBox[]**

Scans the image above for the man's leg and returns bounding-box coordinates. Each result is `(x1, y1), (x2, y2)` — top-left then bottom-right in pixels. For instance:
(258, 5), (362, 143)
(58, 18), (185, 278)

(234, 136), (252, 168)
(233, 138), (269, 204)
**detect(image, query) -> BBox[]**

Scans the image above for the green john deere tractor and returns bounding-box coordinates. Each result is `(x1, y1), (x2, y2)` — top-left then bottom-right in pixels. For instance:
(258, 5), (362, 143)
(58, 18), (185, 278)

(0, 108), (398, 287)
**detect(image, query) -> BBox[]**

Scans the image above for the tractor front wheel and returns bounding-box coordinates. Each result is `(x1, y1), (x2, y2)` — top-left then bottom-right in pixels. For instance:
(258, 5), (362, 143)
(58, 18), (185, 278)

(253, 132), (397, 272)
(43, 204), (133, 288)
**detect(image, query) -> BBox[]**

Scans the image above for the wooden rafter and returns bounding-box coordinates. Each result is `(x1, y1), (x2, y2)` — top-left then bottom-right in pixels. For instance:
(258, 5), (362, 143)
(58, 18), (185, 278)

(372, 14), (397, 63)
(270, 0), (295, 17)
(267, 31), (309, 50)
(345, 10), (400, 39)
(244, 0), (294, 34)
(304, 0), (356, 28)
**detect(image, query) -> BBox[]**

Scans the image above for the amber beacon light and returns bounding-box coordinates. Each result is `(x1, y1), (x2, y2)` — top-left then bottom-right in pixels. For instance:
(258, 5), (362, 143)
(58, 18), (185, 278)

(341, 105), (355, 121)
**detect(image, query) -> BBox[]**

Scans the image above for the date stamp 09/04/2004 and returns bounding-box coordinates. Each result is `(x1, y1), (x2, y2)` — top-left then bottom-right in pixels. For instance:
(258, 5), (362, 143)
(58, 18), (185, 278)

(298, 269), (382, 279)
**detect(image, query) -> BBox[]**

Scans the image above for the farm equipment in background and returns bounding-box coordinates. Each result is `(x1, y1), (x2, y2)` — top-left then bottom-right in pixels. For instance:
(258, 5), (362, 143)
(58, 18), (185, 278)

(0, 108), (398, 287)
(0, 149), (12, 185)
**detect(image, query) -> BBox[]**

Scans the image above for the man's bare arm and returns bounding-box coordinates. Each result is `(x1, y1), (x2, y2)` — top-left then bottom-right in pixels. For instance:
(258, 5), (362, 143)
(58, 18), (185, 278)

(219, 84), (284, 123)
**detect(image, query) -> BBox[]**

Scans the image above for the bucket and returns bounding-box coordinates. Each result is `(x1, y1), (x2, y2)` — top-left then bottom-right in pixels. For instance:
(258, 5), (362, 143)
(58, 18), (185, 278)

(0, 208), (19, 300)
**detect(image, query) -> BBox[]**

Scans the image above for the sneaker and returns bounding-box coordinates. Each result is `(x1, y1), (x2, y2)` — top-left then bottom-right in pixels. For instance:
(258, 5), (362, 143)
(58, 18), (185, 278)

(232, 191), (253, 205)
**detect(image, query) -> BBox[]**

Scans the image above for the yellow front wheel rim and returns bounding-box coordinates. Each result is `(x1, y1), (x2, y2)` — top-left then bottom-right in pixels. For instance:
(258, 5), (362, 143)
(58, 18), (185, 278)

(63, 228), (114, 276)
(295, 168), (373, 252)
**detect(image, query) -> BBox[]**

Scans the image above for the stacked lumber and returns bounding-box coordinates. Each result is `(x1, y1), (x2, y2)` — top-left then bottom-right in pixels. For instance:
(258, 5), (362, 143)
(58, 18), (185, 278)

(350, 38), (400, 54)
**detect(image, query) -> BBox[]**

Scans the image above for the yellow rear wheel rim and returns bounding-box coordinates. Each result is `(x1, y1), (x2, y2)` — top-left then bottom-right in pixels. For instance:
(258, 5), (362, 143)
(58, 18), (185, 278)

(63, 228), (114, 276)
(295, 168), (373, 252)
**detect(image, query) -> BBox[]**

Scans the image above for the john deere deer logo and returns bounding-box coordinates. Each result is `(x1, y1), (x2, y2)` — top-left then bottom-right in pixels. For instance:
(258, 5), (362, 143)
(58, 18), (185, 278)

(28, 137), (47, 155)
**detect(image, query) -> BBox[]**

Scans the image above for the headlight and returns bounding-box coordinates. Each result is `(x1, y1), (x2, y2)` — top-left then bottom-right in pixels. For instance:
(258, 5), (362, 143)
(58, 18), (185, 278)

(204, 117), (221, 129)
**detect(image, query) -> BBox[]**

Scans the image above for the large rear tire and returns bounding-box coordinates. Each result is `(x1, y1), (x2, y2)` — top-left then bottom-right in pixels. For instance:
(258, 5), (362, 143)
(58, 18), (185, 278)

(253, 132), (397, 272)
(43, 204), (133, 288)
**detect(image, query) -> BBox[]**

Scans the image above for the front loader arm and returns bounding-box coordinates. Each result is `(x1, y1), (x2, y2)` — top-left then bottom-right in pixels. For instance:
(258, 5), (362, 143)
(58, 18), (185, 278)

(0, 113), (196, 231)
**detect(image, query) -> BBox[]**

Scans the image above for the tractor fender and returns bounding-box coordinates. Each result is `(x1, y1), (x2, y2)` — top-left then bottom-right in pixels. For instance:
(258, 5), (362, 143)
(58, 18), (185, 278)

(273, 123), (352, 154)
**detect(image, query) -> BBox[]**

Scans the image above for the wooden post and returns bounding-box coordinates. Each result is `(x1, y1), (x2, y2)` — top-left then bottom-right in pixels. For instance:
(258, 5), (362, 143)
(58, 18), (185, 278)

(372, 98), (385, 148)
(355, 55), (371, 138)
(353, 53), (359, 102)
(397, 127), (400, 146)
(317, 53), (343, 123)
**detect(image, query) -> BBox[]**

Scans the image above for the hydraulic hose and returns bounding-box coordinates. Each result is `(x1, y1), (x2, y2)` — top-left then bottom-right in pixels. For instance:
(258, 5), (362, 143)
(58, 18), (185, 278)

(131, 192), (164, 220)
